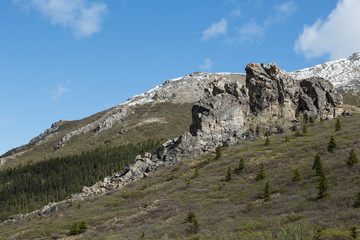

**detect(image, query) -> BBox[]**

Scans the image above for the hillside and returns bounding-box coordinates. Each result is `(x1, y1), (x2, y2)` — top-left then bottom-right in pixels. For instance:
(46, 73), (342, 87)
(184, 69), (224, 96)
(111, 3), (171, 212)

(0, 114), (359, 239)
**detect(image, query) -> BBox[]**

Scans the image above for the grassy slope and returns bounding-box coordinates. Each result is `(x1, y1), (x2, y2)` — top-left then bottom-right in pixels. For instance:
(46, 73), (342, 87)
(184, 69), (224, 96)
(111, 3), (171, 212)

(1, 114), (360, 239)
(1, 102), (193, 169)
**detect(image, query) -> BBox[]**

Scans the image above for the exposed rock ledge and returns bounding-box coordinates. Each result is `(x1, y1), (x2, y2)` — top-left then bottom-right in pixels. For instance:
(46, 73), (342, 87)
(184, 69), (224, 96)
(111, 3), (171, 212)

(4, 63), (344, 222)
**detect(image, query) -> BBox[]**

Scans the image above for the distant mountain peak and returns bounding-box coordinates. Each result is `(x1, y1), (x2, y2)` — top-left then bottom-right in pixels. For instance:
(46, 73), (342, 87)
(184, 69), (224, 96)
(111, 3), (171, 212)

(348, 52), (360, 62)
(290, 52), (360, 92)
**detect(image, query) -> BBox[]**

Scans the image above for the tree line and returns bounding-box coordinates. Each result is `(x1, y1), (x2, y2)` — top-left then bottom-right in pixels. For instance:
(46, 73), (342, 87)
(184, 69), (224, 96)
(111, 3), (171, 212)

(0, 139), (161, 221)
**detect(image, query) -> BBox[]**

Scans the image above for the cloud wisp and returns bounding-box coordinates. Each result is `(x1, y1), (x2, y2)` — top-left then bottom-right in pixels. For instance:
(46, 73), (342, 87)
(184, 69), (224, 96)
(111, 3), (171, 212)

(227, 1), (296, 45)
(294, 0), (360, 60)
(202, 18), (228, 41)
(49, 84), (69, 101)
(16, 0), (108, 38)
(199, 58), (213, 71)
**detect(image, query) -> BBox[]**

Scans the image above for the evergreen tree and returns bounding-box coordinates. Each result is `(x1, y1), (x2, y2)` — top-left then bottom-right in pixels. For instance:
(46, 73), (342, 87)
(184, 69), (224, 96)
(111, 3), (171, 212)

(140, 231), (145, 238)
(320, 117), (324, 123)
(285, 136), (290, 142)
(70, 222), (80, 235)
(215, 145), (222, 160)
(314, 156), (325, 177)
(327, 135), (337, 153)
(350, 225), (358, 239)
(309, 116), (314, 125)
(313, 153), (321, 170)
(302, 124), (308, 135)
(236, 158), (245, 174)
(347, 149), (359, 168)
(79, 219), (88, 233)
(225, 166), (233, 182)
(264, 181), (271, 201)
(335, 118), (342, 131)
(184, 211), (200, 232)
(265, 135), (270, 146)
(77, 202), (81, 209)
(317, 172), (329, 199)
(354, 192), (360, 208)
(256, 164), (266, 181)
(292, 168), (303, 182)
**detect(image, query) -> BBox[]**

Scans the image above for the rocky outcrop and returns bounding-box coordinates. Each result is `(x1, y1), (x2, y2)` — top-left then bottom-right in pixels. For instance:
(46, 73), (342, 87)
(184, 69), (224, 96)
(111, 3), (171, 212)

(157, 63), (343, 162)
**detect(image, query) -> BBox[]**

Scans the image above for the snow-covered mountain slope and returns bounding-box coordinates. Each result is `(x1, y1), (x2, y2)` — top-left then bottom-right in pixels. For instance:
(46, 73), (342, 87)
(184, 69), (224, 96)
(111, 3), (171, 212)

(290, 52), (360, 92)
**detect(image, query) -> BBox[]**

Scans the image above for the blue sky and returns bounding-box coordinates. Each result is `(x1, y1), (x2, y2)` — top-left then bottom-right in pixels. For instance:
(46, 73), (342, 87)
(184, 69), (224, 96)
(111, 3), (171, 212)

(1, 0), (359, 155)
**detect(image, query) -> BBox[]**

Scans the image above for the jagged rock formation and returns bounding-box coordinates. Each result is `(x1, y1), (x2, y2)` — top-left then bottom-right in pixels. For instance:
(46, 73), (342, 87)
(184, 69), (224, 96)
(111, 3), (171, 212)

(157, 63), (343, 163)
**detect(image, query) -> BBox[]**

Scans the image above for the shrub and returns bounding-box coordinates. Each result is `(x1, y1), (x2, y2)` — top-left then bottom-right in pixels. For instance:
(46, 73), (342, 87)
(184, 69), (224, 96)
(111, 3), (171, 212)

(347, 149), (359, 168)
(292, 168), (303, 182)
(70, 222), (80, 235)
(285, 136), (290, 142)
(225, 166), (233, 182)
(140, 231), (145, 238)
(309, 116), (314, 125)
(335, 118), (342, 131)
(350, 225), (358, 239)
(320, 117), (324, 123)
(327, 135), (337, 153)
(264, 181), (271, 201)
(255, 164), (266, 181)
(185, 211), (200, 232)
(302, 124), (308, 135)
(193, 167), (199, 178)
(314, 226), (324, 240)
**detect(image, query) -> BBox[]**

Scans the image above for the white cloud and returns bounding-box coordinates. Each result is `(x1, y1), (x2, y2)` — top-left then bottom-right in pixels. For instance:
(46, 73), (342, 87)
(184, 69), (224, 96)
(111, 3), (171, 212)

(238, 21), (264, 42)
(16, 0), (108, 38)
(199, 58), (212, 71)
(49, 84), (68, 101)
(295, 0), (360, 60)
(202, 18), (228, 41)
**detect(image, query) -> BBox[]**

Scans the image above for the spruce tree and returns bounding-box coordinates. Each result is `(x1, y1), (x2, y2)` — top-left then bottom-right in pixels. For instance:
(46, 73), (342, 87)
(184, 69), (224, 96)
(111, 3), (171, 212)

(347, 149), (359, 168)
(225, 166), (233, 182)
(70, 222), (80, 235)
(317, 172), (329, 199)
(350, 225), (358, 239)
(327, 135), (337, 153)
(313, 153), (321, 170)
(264, 181), (271, 201)
(309, 116), (314, 125)
(256, 164), (266, 181)
(79, 219), (88, 233)
(215, 145), (222, 160)
(315, 157), (325, 177)
(292, 168), (303, 182)
(140, 231), (145, 238)
(335, 118), (342, 131)
(185, 211), (200, 232)
(354, 192), (360, 208)
(236, 158), (245, 174)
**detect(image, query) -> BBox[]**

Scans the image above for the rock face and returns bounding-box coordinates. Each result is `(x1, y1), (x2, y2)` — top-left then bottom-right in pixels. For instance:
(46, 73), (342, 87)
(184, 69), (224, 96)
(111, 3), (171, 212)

(157, 63), (343, 162)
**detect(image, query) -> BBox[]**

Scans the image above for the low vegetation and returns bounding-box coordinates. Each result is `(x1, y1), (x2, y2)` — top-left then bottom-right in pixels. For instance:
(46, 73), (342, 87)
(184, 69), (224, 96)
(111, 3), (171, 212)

(0, 114), (360, 239)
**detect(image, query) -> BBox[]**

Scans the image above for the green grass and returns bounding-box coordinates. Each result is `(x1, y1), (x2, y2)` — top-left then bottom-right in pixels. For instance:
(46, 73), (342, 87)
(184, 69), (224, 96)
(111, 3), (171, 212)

(1, 115), (360, 239)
